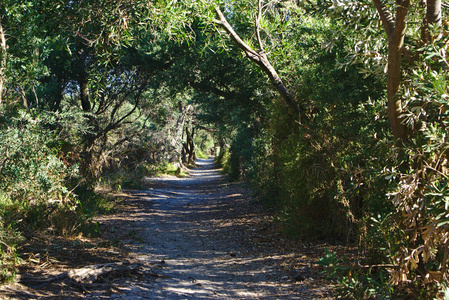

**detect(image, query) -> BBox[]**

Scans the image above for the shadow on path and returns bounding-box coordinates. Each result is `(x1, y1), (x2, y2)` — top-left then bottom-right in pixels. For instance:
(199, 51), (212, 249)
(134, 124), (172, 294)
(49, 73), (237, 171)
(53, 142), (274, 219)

(85, 158), (332, 299)
(0, 158), (334, 299)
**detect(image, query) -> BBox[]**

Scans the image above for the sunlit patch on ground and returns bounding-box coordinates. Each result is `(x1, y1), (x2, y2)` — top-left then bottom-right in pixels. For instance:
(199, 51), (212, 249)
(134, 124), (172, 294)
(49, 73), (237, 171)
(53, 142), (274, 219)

(1, 158), (338, 299)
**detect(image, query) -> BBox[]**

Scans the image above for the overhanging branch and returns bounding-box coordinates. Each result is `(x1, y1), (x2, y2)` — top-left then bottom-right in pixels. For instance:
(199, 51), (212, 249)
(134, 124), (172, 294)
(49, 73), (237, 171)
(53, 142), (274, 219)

(213, 6), (301, 117)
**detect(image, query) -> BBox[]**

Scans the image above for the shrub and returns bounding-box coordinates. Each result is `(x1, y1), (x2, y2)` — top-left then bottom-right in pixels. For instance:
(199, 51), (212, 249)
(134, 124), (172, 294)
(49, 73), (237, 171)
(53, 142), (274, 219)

(0, 109), (82, 282)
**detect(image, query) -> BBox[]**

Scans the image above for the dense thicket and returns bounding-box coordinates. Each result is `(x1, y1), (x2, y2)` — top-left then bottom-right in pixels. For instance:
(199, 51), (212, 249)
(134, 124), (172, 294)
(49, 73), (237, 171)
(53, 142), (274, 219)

(0, 0), (448, 297)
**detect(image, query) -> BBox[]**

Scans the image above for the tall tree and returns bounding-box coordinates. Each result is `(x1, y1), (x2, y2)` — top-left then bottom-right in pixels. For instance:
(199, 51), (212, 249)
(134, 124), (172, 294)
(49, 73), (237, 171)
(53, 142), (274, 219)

(322, 0), (443, 140)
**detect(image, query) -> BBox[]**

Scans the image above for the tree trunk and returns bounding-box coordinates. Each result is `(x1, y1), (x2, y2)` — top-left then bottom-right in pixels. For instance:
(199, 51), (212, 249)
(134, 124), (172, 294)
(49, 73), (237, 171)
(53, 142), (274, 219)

(386, 8), (408, 141)
(182, 127), (196, 165)
(20, 87), (29, 109)
(187, 127), (195, 164)
(422, 0), (442, 42)
(79, 75), (91, 112)
(373, 0), (410, 141)
(174, 102), (192, 164)
(0, 23), (6, 105)
(51, 84), (64, 111)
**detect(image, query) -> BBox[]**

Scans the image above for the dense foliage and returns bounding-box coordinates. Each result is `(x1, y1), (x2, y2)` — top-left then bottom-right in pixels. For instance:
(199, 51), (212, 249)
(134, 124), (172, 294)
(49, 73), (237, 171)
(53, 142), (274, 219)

(0, 0), (448, 297)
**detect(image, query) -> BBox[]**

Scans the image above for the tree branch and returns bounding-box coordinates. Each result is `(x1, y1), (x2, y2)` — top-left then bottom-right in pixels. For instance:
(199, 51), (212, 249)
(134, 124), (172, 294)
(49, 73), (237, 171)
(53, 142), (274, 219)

(196, 124), (219, 132)
(372, 0), (395, 36)
(255, 0), (264, 52)
(214, 6), (301, 117)
(214, 7), (260, 59)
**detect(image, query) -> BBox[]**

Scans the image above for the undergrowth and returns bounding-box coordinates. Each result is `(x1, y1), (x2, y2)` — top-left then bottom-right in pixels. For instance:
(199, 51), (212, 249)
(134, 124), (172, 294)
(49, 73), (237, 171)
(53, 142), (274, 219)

(0, 109), (118, 282)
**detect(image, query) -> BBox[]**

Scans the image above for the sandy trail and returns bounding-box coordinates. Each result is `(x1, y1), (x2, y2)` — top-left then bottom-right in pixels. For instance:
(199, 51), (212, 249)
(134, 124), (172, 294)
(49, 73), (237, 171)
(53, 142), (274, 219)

(0, 158), (333, 299)
(84, 158), (329, 299)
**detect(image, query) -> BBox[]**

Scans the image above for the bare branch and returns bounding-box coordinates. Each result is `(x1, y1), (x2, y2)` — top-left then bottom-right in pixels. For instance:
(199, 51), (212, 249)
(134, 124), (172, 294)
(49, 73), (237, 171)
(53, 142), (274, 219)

(196, 124), (219, 132)
(187, 79), (237, 100)
(214, 6), (301, 117)
(214, 7), (259, 59)
(255, 0), (264, 52)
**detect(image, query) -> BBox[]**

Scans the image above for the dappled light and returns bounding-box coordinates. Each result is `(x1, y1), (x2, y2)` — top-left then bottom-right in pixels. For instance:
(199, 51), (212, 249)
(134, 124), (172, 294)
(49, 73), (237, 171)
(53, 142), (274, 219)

(1, 0), (448, 298)
(83, 159), (332, 299)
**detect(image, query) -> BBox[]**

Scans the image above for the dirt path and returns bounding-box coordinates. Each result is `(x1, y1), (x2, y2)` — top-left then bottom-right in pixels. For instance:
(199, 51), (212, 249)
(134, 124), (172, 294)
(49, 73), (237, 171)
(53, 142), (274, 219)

(2, 158), (334, 299)
(89, 158), (332, 299)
